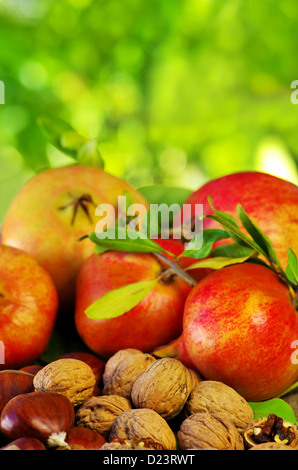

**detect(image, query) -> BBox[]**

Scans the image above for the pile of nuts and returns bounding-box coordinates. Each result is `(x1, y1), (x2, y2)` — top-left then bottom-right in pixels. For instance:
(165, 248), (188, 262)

(0, 349), (298, 451)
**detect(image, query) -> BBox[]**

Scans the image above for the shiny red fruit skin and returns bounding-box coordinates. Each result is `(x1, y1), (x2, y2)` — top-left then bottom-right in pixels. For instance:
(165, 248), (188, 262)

(19, 365), (43, 375)
(0, 391), (75, 443)
(0, 437), (46, 450)
(1, 164), (149, 310)
(177, 171), (298, 271)
(183, 263), (298, 401)
(0, 370), (34, 414)
(0, 245), (58, 370)
(75, 249), (192, 359)
(66, 426), (106, 449)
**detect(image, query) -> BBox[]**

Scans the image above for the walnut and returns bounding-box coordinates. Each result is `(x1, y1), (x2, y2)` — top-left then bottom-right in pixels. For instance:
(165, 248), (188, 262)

(75, 394), (131, 438)
(33, 358), (96, 406)
(103, 349), (143, 386)
(131, 357), (193, 420)
(186, 368), (203, 392)
(249, 442), (296, 450)
(103, 352), (156, 398)
(109, 408), (177, 450)
(243, 414), (298, 449)
(100, 438), (164, 450)
(184, 380), (254, 434)
(177, 412), (245, 450)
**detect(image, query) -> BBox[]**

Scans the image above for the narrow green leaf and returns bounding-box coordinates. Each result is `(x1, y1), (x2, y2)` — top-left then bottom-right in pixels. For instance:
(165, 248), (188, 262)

(208, 195), (240, 228)
(185, 253), (256, 271)
(85, 279), (158, 320)
(286, 249), (298, 285)
(89, 228), (175, 256)
(237, 204), (282, 270)
(249, 398), (298, 425)
(183, 229), (230, 259)
(210, 243), (256, 259)
(38, 116), (86, 158)
(206, 213), (267, 256)
(94, 244), (108, 254)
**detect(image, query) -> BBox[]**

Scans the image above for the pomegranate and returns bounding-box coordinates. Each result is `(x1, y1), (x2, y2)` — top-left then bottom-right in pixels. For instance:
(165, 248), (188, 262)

(1, 164), (149, 311)
(154, 263), (298, 401)
(176, 171), (298, 271)
(0, 245), (58, 370)
(74, 242), (192, 359)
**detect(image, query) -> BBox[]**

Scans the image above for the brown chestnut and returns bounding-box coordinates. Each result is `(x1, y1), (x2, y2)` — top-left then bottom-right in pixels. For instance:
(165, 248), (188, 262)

(64, 426), (107, 450)
(0, 437), (46, 450)
(0, 391), (75, 448)
(0, 370), (34, 414)
(20, 365), (43, 375)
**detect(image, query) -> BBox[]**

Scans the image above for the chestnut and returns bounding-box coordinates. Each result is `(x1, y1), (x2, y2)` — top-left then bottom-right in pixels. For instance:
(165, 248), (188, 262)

(0, 437), (46, 450)
(64, 426), (106, 450)
(0, 370), (34, 414)
(20, 365), (43, 375)
(0, 391), (75, 448)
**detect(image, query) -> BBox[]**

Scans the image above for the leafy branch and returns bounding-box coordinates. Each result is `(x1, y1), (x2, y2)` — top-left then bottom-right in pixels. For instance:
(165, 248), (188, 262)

(81, 195), (298, 320)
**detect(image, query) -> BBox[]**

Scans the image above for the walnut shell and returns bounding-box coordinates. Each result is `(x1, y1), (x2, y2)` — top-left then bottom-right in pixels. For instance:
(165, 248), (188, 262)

(177, 412), (245, 450)
(243, 414), (298, 449)
(33, 359), (96, 406)
(131, 357), (192, 420)
(103, 352), (156, 398)
(100, 438), (164, 450)
(249, 442), (296, 450)
(109, 408), (177, 450)
(103, 349), (143, 386)
(184, 380), (254, 434)
(75, 394), (131, 438)
(186, 368), (203, 392)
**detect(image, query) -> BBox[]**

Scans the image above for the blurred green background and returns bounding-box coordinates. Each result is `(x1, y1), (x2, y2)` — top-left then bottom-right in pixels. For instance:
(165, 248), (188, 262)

(1, 0), (298, 223)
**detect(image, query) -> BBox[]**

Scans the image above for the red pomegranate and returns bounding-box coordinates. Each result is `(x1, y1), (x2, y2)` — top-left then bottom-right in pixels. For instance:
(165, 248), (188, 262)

(176, 171), (298, 271)
(154, 262), (298, 401)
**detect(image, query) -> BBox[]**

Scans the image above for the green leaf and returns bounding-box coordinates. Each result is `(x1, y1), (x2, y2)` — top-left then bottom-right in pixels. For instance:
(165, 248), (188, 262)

(286, 249), (298, 285)
(237, 204), (282, 270)
(85, 279), (159, 320)
(208, 196), (240, 228)
(185, 253), (256, 271)
(210, 243), (256, 259)
(94, 244), (108, 254)
(249, 398), (298, 425)
(37, 115), (104, 168)
(206, 202), (268, 257)
(183, 229), (230, 259)
(206, 196), (260, 250)
(88, 228), (175, 255)
(38, 116), (85, 157)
